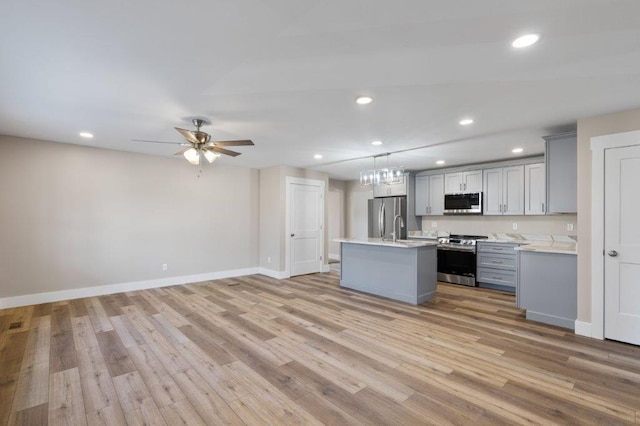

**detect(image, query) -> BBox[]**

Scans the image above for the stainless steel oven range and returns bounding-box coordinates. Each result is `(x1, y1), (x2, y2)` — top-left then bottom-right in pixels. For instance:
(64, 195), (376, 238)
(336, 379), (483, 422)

(437, 234), (488, 286)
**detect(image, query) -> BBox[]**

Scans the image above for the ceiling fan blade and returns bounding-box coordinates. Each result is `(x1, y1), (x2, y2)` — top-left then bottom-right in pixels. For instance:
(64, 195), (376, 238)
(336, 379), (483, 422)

(174, 127), (201, 144)
(209, 146), (241, 157)
(210, 139), (254, 147)
(173, 147), (192, 156)
(132, 139), (186, 145)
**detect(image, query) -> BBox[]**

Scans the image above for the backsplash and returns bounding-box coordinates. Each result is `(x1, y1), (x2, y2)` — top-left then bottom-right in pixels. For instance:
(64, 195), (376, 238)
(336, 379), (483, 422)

(420, 214), (578, 237)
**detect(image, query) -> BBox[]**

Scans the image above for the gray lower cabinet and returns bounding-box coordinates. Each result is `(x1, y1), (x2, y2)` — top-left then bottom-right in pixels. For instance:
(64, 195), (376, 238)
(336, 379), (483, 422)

(476, 242), (518, 292)
(517, 250), (577, 329)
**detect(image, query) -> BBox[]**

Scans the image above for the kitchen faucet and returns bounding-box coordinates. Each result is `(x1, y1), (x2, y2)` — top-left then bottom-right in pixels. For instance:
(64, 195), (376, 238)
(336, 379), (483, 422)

(392, 214), (404, 242)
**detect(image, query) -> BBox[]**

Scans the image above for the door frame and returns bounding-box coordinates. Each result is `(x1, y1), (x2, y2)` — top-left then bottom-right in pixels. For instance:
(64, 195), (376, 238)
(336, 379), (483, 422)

(285, 176), (325, 278)
(590, 130), (640, 339)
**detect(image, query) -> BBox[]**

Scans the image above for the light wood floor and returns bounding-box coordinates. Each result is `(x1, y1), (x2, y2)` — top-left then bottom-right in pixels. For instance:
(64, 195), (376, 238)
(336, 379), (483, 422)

(1, 271), (640, 425)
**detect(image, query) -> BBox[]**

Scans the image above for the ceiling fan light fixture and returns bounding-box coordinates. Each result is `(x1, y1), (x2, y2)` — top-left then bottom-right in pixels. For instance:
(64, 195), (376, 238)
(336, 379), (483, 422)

(183, 148), (200, 165)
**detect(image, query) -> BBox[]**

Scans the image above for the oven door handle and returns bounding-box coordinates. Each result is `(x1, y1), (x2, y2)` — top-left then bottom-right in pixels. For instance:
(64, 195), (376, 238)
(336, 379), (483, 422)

(437, 246), (476, 253)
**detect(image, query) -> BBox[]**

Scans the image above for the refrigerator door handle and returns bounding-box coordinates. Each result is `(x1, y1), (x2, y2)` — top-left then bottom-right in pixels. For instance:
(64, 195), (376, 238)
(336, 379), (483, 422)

(379, 202), (385, 238)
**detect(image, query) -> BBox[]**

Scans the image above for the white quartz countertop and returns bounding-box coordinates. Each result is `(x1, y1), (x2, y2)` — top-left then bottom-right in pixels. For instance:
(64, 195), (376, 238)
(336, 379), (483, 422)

(334, 238), (439, 249)
(514, 242), (577, 255)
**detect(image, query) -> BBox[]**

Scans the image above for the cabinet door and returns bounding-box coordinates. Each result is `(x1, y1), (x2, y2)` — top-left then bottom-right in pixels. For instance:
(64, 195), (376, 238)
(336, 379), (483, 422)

(415, 176), (429, 216)
(503, 166), (524, 215)
(387, 177), (407, 197)
(463, 170), (483, 193)
(483, 168), (503, 215)
(428, 174), (445, 215)
(445, 173), (463, 194)
(545, 134), (577, 213)
(525, 163), (546, 215)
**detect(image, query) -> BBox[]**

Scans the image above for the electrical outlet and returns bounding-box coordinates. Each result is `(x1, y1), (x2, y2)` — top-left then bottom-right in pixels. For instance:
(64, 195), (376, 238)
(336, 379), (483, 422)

(162, 263), (168, 271)
(431, 221), (437, 228)
(267, 257), (271, 264)
(567, 223), (574, 231)
(512, 223), (518, 230)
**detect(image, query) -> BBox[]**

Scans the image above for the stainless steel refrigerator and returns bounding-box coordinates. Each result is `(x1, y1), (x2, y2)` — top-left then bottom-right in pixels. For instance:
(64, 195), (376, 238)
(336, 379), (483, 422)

(368, 197), (406, 240)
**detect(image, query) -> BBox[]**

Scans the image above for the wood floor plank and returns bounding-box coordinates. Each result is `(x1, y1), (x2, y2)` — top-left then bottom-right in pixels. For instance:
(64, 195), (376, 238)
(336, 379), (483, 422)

(48, 367), (87, 426)
(76, 345), (120, 414)
(95, 330), (136, 378)
(2, 272), (640, 424)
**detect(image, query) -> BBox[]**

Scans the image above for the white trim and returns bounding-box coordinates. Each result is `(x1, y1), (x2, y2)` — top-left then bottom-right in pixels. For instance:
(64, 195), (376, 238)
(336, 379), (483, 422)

(285, 176), (326, 278)
(328, 253), (341, 261)
(321, 264), (331, 273)
(574, 321), (592, 337)
(0, 267), (258, 309)
(590, 129), (640, 340)
(257, 268), (289, 280)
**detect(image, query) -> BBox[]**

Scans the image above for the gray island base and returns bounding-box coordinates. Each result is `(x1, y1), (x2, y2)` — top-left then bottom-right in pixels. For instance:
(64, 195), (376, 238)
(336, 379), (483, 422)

(337, 239), (438, 305)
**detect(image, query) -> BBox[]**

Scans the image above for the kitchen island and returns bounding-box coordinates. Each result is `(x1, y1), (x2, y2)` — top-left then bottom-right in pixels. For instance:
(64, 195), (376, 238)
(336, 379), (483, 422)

(335, 238), (438, 305)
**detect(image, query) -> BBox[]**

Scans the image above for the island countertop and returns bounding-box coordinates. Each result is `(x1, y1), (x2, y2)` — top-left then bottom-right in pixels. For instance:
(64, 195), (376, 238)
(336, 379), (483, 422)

(334, 238), (438, 249)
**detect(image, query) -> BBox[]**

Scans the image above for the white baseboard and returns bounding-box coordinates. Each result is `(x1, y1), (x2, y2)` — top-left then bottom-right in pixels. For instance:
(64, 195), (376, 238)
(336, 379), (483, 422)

(258, 268), (289, 280)
(574, 320), (593, 338)
(322, 264), (331, 273)
(328, 253), (341, 261)
(0, 267), (259, 309)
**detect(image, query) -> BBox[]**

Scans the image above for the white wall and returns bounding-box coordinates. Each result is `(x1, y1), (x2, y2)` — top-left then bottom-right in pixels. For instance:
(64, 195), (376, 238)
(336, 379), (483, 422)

(345, 181), (373, 240)
(0, 136), (259, 301)
(327, 183), (345, 259)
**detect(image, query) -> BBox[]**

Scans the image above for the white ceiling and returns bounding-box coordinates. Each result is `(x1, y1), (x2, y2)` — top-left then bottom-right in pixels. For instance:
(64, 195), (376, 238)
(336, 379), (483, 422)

(2, 0), (640, 179)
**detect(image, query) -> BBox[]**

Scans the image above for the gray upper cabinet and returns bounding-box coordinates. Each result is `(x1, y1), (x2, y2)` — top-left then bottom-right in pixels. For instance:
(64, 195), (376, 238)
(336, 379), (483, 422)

(415, 174), (444, 216)
(482, 166), (524, 216)
(544, 131), (577, 213)
(524, 163), (546, 215)
(373, 174), (408, 198)
(445, 170), (482, 194)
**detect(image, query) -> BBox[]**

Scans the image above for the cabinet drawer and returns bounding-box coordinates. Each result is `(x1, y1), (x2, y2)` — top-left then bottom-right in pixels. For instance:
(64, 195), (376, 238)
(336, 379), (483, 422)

(477, 268), (516, 287)
(477, 253), (516, 271)
(477, 243), (517, 255)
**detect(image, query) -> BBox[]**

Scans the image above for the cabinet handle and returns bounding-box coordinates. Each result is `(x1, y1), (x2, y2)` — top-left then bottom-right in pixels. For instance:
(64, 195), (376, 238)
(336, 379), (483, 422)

(542, 202), (545, 212)
(504, 204), (508, 212)
(492, 260), (503, 263)
(499, 204), (502, 213)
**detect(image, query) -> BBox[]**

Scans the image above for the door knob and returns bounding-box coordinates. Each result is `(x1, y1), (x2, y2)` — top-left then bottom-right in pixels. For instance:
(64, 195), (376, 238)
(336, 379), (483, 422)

(608, 250), (618, 257)
(290, 233), (295, 237)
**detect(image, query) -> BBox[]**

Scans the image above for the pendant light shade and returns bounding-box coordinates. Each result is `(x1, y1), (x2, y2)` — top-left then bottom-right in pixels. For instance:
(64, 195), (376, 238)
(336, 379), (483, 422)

(203, 149), (220, 163)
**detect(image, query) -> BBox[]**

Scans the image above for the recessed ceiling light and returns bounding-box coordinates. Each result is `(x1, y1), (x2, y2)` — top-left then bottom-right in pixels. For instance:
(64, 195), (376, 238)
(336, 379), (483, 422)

(356, 96), (374, 105)
(459, 118), (474, 126)
(79, 132), (94, 138)
(436, 160), (445, 165)
(512, 34), (540, 48)
(371, 140), (383, 146)
(512, 148), (524, 154)
(314, 154), (323, 159)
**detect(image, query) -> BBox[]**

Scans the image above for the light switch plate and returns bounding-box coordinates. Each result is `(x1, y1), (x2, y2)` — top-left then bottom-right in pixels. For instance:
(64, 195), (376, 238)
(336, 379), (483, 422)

(567, 223), (574, 231)
(431, 221), (437, 228)
(512, 223), (518, 230)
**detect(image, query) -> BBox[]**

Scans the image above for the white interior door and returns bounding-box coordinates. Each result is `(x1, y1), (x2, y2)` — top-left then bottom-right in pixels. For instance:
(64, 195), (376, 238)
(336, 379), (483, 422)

(289, 180), (324, 277)
(604, 144), (640, 345)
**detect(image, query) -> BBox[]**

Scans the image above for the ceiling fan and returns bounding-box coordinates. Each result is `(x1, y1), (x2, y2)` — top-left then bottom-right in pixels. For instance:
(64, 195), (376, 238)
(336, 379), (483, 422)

(133, 119), (254, 165)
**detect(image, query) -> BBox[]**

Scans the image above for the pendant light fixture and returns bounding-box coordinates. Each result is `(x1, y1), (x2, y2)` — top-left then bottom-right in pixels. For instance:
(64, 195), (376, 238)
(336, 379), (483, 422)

(360, 153), (404, 186)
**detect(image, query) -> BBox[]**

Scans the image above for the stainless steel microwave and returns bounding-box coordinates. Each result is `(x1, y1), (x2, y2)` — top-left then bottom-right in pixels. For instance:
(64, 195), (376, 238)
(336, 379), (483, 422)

(444, 193), (482, 215)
